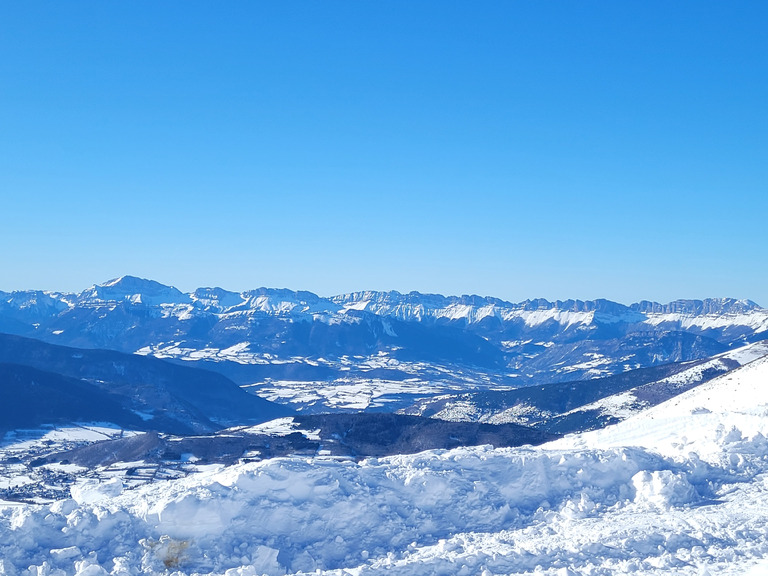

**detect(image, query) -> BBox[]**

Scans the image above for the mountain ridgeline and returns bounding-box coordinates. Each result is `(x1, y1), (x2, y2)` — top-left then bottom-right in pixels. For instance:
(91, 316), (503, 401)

(1, 276), (766, 387)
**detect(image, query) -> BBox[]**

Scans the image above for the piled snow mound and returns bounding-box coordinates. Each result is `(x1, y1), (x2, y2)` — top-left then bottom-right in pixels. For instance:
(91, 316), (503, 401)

(0, 439), (766, 575)
(630, 470), (697, 510)
(70, 478), (124, 505)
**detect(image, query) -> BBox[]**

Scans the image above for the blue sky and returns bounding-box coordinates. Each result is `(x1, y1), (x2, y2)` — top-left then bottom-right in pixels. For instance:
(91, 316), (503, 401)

(1, 2), (767, 305)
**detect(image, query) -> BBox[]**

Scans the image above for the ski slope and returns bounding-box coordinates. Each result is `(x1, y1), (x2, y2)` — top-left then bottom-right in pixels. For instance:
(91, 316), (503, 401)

(2, 356), (768, 575)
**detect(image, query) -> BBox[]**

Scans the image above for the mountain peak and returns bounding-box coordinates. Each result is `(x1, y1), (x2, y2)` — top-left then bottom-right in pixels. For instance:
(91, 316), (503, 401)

(83, 276), (191, 306)
(100, 275), (168, 291)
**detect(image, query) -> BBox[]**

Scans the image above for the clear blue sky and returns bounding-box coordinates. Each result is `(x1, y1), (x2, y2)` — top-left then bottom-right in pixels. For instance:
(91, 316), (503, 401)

(1, 2), (766, 305)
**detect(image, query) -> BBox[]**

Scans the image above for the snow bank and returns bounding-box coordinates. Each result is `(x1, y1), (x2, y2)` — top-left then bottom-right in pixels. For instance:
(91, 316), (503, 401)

(1, 439), (765, 576)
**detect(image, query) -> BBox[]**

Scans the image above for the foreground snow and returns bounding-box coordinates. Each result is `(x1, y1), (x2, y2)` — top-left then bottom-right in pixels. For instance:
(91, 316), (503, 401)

(2, 358), (768, 575)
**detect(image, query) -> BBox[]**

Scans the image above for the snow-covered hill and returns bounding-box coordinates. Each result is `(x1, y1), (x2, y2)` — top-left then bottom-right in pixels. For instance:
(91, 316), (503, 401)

(547, 340), (768, 431)
(551, 345), (768, 462)
(404, 341), (768, 433)
(3, 344), (768, 574)
(1, 276), (767, 396)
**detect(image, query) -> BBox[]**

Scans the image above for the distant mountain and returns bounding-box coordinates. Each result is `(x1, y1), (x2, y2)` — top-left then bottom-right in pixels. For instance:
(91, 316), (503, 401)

(2, 276), (767, 391)
(0, 333), (291, 434)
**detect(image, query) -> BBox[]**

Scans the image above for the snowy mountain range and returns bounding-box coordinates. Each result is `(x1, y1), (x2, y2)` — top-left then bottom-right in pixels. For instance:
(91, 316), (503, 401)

(2, 276), (767, 396)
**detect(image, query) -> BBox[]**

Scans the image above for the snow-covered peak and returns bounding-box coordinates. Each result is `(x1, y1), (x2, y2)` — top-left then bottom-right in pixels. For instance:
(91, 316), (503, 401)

(243, 287), (326, 304)
(335, 290), (446, 310)
(2, 278), (767, 384)
(191, 287), (245, 310)
(232, 288), (341, 316)
(4, 277), (766, 331)
(80, 276), (191, 306)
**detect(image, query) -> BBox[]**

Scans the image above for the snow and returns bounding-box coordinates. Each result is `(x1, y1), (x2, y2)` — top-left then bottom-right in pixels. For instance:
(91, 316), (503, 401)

(70, 478), (124, 505)
(644, 311), (768, 333)
(519, 309), (594, 328)
(85, 276), (192, 307)
(4, 433), (768, 575)
(554, 341), (768, 424)
(0, 473), (34, 490)
(551, 353), (768, 462)
(249, 378), (449, 411)
(483, 403), (554, 425)
(231, 418), (321, 441)
(3, 350), (768, 574)
(1, 425), (137, 452)
(721, 339), (768, 365)
(558, 353), (611, 374)
(431, 400), (483, 422)
(331, 293), (768, 341)
(562, 389), (640, 421)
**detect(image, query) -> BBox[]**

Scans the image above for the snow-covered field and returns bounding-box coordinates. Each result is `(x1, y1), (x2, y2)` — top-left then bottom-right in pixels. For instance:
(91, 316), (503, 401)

(2, 357), (768, 575)
(248, 377), (470, 412)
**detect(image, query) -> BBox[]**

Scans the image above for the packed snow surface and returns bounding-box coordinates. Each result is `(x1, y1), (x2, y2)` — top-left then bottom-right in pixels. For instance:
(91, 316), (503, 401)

(3, 357), (768, 574)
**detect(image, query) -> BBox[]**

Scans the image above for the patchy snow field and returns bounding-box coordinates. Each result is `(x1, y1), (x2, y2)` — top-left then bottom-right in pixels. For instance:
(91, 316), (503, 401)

(2, 357), (768, 575)
(247, 377), (465, 412)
